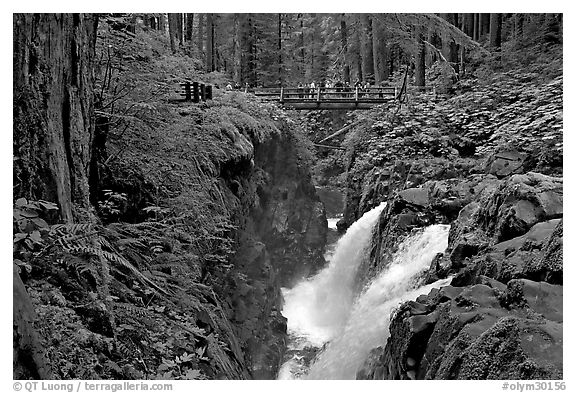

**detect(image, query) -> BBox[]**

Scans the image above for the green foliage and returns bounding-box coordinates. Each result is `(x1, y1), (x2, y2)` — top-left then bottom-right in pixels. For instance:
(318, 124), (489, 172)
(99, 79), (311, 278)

(13, 198), (57, 252)
(98, 190), (128, 221)
(156, 352), (205, 380)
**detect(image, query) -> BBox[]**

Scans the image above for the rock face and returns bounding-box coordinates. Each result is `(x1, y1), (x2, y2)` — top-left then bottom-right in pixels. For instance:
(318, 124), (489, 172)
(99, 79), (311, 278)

(358, 279), (562, 380)
(355, 169), (563, 380)
(218, 129), (327, 379)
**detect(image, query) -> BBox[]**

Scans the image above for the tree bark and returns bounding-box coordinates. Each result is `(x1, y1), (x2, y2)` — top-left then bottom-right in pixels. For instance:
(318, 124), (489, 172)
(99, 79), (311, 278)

(514, 13), (524, 41)
(206, 13), (214, 72)
(278, 13), (283, 86)
(473, 13), (479, 40)
(414, 28), (426, 87)
(372, 21), (389, 83)
(360, 14), (374, 83)
(441, 13), (459, 73)
(185, 13), (194, 42)
(158, 13), (165, 34)
(463, 13), (475, 37)
(480, 13), (490, 36)
(340, 15), (350, 83)
(168, 14), (178, 53)
(13, 263), (53, 379)
(13, 13), (98, 222)
(489, 13), (502, 48)
(233, 14), (241, 83)
(176, 13), (183, 46)
(197, 14), (204, 55)
(354, 18), (363, 81)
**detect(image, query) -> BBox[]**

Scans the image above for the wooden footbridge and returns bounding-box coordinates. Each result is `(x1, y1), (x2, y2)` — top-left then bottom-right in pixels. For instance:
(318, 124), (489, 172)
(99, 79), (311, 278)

(252, 86), (400, 110)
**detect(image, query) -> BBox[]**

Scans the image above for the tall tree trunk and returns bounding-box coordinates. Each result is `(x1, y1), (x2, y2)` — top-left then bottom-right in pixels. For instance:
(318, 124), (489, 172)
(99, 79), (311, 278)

(13, 263), (53, 379)
(354, 20), (363, 81)
(441, 13), (460, 73)
(176, 13), (183, 46)
(197, 14), (204, 56)
(206, 13), (214, 72)
(514, 13), (524, 41)
(426, 30), (441, 67)
(473, 13), (479, 40)
(13, 13), (98, 222)
(299, 15), (305, 80)
(158, 13), (165, 34)
(168, 14), (178, 53)
(489, 13), (502, 48)
(361, 14), (374, 83)
(414, 28), (426, 87)
(463, 13), (475, 37)
(340, 14), (350, 83)
(372, 21), (389, 83)
(185, 13), (194, 42)
(278, 13), (283, 86)
(233, 14), (241, 83)
(480, 13), (490, 36)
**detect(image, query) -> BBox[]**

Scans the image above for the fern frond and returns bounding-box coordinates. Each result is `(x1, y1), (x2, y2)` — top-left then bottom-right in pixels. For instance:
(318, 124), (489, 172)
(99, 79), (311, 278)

(56, 231), (100, 249)
(51, 223), (95, 236)
(64, 245), (170, 297)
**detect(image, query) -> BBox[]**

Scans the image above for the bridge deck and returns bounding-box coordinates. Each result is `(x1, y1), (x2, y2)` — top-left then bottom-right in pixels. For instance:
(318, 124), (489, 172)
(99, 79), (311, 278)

(252, 86), (400, 110)
(249, 86), (438, 110)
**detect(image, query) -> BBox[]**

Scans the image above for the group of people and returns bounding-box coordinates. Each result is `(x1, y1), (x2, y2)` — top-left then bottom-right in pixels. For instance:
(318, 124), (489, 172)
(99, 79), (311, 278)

(223, 78), (391, 99)
(294, 78), (377, 98)
(225, 82), (246, 91)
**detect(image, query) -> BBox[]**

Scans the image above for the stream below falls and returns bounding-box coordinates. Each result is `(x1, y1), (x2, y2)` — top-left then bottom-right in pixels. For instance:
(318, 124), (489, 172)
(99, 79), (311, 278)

(277, 202), (451, 380)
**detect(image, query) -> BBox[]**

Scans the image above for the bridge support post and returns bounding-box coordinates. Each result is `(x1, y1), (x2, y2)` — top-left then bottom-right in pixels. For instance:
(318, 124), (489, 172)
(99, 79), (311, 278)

(316, 88), (321, 102)
(355, 87), (359, 101)
(193, 82), (200, 103)
(280, 87), (284, 103)
(184, 82), (192, 101)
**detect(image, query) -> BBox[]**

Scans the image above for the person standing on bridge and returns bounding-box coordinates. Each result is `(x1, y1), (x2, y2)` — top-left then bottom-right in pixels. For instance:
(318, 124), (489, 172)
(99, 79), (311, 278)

(335, 79), (343, 98)
(344, 81), (351, 98)
(309, 81), (316, 99)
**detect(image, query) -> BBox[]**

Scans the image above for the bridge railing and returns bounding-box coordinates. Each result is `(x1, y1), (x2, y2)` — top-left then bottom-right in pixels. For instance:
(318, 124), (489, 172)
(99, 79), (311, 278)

(253, 87), (398, 102)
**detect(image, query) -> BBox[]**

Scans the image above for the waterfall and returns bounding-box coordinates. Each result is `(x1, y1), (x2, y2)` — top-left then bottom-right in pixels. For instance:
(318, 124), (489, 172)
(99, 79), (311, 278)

(278, 202), (451, 380)
(281, 202), (387, 348)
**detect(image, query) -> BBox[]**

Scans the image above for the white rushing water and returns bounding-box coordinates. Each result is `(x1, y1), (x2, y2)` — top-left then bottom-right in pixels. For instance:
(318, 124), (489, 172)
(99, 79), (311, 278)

(278, 202), (451, 380)
(327, 217), (341, 230)
(280, 202), (387, 349)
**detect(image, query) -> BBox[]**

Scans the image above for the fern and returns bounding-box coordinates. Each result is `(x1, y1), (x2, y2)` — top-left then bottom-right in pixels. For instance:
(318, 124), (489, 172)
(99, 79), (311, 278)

(50, 223), (95, 237)
(64, 245), (169, 297)
(63, 257), (98, 278)
(115, 302), (150, 318)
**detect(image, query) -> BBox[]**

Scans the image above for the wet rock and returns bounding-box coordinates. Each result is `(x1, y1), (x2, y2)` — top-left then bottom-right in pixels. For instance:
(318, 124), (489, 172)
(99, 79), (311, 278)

(398, 188), (429, 207)
(482, 173), (562, 242)
(523, 220), (563, 284)
(358, 278), (563, 380)
(458, 219), (562, 285)
(485, 150), (529, 178)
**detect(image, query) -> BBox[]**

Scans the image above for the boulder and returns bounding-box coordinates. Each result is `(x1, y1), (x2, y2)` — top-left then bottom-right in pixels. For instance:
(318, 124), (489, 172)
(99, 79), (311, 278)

(484, 150), (529, 178)
(358, 279), (563, 380)
(398, 188), (429, 207)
